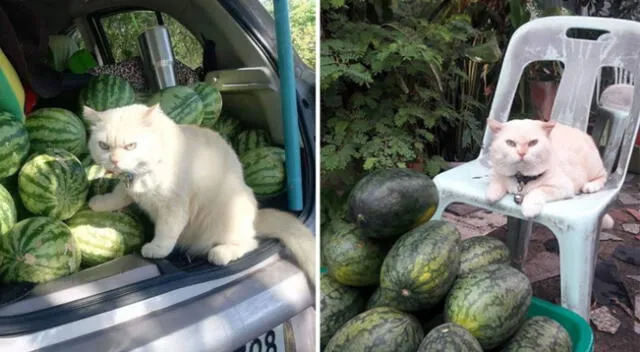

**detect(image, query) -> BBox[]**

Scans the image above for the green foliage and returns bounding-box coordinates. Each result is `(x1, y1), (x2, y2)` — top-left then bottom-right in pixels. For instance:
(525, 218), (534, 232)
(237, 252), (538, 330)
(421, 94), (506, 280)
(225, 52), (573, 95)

(321, 0), (498, 193)
(260, 0), (317, 69)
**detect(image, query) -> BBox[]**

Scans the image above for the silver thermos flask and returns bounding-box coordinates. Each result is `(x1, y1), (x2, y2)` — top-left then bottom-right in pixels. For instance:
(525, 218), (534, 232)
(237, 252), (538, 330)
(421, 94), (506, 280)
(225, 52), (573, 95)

(138, 26), (176, 91)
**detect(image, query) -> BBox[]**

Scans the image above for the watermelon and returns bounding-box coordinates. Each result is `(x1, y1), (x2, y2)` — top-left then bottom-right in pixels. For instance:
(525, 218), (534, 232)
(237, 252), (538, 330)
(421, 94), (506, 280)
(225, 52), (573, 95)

(0, 112), (30, 179)
(324, 306), (424, 352)
(320, 273), (366, 350)
(323, 220), (387, 287)
(502, 316), (572, 352)
(192, 82), (223, 128)
(417, 322), (483, 352)
(146, 86), (204, 125)
(233, 129), (272, 156)
(66, 209), (145, 267)
(366, 286), (395, 309)
(240, 146), (286, 196)
(459, 236), (510, 275)
(444, 264), (532, 349)
(379, 220), (461, 311)
(1, 175), (32, 221)
(0, 184), (16, 235)
(85, 163), (120, 197)
(78, 75), (135, 127)
(348, 168), (439, 239)
(18, 149), (89, 220)
(0, 217), (81, 283)
(25, 108), (87, 156)
(212, 114), (242, 142)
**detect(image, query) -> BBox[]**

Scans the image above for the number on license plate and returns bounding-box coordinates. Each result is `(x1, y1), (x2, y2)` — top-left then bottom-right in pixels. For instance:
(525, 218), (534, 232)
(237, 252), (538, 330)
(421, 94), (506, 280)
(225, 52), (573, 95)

(234, 324), (287, 352)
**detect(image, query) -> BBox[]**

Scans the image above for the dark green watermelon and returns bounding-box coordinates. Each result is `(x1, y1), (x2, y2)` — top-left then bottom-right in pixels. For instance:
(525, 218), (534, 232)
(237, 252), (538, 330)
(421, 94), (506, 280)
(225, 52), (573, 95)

(444, 264), (532, 349)
(323, 221), (387, 287)
(502, 316), (572, 352)
(459, 236), (510, 275)
(378, 220), (461, 311)
(320, 273), (366, 350)
(324, 307), (424, 352)
(365, 286), (395, 310)
(417, 322), (483, 352)
(348, 168), (439, 239)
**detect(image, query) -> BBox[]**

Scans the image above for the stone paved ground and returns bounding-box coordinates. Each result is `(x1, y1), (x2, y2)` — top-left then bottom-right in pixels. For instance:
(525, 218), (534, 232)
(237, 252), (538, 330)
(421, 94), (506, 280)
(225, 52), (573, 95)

(443, 174), (640, 352)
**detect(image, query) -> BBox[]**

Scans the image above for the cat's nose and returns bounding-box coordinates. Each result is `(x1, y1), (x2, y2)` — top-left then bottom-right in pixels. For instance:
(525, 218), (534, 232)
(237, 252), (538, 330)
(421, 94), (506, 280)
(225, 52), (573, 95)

(111, 157), (119, 165)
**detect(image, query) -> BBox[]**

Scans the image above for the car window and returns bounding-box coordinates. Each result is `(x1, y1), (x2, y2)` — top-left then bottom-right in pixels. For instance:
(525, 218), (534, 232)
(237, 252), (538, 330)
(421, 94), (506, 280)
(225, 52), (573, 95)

(100, 10), (203, 69)
(258, 0), (316, 69)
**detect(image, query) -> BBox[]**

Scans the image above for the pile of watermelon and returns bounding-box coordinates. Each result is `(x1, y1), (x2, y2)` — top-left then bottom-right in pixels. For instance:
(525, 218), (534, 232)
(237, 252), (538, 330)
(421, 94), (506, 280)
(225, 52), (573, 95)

(321, 168), (573, 352)
(0, 73), (288, 285)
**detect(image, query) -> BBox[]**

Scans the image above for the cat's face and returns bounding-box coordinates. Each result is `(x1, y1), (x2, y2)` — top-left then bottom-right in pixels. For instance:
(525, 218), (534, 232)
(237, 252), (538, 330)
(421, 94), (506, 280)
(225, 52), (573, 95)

(487, 118), (555, 173)
(84, 104), (162, 174)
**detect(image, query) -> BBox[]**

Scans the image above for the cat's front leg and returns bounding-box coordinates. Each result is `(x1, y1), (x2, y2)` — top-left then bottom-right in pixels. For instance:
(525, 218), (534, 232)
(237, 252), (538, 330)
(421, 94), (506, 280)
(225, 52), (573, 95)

(88, 183), (133, 212)
(141, 210), (189, 259)
(521, 185), (571, 218)
(486, 178), (507, 203)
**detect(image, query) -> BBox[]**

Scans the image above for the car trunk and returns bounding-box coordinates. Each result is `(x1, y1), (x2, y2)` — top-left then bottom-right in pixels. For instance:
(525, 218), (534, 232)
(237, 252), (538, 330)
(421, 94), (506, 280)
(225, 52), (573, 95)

(0, 0), (315, 337)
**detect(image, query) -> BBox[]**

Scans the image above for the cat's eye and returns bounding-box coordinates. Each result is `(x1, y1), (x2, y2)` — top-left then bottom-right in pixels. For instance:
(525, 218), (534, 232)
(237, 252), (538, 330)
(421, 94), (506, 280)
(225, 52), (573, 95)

(124, 143), (137, 151)
(505, 139), (516, 147)
(528, 139), (538, 147)
(98, 141), (110, 151)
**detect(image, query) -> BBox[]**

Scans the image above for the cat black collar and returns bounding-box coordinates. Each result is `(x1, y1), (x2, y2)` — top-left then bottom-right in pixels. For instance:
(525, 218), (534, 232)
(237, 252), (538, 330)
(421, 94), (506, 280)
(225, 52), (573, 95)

(514, 172), (544, 186)
(512, 171), (544, 205)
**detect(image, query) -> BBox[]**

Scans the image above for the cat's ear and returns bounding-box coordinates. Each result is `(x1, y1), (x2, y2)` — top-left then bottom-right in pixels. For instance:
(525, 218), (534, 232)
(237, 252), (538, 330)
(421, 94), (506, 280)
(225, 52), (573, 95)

(141, 104), (161, 127)
(82, 106), (102, 126)
(486, 118), (503, 133)
(540, 120), (556, 136)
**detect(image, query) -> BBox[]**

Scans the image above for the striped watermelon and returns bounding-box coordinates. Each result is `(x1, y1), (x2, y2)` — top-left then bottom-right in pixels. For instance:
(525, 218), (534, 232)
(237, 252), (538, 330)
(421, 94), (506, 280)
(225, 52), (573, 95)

(0, 112), (30, 179)
(459, 236), (510, 275)
(417, 322), (483, 352)
(324, 307), (424, 352)
(192, 82), (223, 128)
(379, 220), (461, 311)
(18, 149), (89, 220)
(444, 263), (532, 349)
(146, 86), (204, 125)
(502, 316), (572, 352)
(212, 114), (242, 142)
(0, 217), (81, 283)
(25, 108), (87, 156)
(85, 163), (119, 197)
(66, 209), (144, 267)
(0, 184), (16, 235)
(320, 273), (367, 349)
(233, 129), (272, 155)
(78, 75), (135, 127)
(240, 146), (286, 196)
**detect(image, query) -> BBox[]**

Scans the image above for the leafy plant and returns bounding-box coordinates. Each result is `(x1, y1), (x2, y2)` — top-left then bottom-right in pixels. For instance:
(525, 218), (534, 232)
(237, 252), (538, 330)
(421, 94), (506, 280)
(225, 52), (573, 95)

(321, 0), (502, 193)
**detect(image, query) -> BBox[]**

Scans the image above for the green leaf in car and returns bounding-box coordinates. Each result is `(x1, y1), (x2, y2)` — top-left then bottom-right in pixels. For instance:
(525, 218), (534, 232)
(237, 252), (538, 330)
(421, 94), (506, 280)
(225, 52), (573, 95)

(66, 49), (98, 74)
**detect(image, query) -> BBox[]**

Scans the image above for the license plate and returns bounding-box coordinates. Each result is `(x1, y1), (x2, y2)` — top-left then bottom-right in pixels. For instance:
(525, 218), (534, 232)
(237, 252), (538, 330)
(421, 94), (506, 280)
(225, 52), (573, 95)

(234, 324), (288, 352)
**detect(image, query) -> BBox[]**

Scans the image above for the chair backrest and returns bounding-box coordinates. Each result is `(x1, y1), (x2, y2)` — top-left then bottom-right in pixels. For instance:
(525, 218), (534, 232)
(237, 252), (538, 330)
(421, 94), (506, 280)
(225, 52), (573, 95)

(481, 16), (640, 186)
(595, 66), (634, 106)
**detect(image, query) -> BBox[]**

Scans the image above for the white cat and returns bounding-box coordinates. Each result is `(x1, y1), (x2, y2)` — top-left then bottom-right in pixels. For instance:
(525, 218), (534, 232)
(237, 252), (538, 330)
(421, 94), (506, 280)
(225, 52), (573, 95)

(485, 118), (614, 228)
(82, 103), (315, 284)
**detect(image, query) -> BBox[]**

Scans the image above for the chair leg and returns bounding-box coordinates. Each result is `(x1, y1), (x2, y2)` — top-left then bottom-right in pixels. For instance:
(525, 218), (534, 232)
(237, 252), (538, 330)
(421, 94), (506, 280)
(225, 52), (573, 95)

(555, 221), (599, 321)
(432, 197), (451, 220)
(506, 217), (533, 271)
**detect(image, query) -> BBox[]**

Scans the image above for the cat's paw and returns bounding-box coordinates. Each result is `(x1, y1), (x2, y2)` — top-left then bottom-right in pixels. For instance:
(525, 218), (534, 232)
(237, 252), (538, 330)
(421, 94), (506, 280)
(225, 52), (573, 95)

(486, 183), (506, 203)
(521, 194), (545, 218)
(581, 180), (604, 194)
(208, 244), (247, 266)
(141, 242), (173, 259)
(88, 195), (114, 212)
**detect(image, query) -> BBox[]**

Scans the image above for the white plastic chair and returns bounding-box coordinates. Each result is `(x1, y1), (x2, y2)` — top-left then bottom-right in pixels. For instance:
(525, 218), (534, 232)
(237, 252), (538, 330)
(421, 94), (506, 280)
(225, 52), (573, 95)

(592, 67), (634, 149)
(431, 16), (640, 320)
